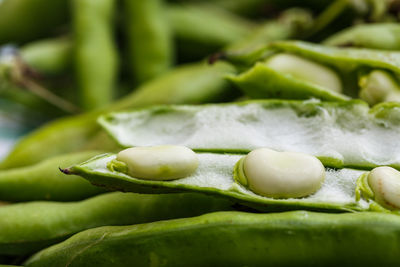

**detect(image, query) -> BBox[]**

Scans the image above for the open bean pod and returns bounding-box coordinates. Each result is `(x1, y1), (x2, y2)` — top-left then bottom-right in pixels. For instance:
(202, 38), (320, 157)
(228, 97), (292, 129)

(224, 41), (400, 103)
(99, 100), (400, 170)
(66, 151), (367, 213)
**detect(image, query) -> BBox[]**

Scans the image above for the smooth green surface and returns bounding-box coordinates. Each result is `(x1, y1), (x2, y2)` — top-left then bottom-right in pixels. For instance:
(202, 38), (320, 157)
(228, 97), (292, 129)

(0, 0), (68, 44)
(99, 100), (400, 170)
(70, 153), (367, 213)
(323, 23), (400, 50)
(73, 0), (118, 110)
(0, 192), (233, 255)
(25, 211), (400, 266)
(228, 62), (349, 101)
(125, 0), (173, 84)
(0, 61), (236, 169)
(168, 3), (254, 58)
(0, 151), (105, 202)
(20, 37), (72, 75)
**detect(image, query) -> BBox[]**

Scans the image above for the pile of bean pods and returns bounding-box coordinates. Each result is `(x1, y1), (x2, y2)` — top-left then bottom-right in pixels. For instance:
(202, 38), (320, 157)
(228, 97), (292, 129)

(1, 0), (400, 266)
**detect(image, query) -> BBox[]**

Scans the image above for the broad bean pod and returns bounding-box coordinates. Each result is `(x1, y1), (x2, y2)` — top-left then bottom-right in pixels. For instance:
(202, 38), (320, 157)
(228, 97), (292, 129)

(124, 0), (173, 84)
(323, 23), (400, 50)
(223, 41), (400, 101)
(25, 211), (400, 266)
(0, 151), (105, 202)
(0, 0), (68, 44)
(0, 192), (233, 256)
(0, 61), (237, 169)
(67, 151), (367, 213)
(20, 37), (72, 76)
(73, 0), (118, 110)
(224, 8), (313, 55)
(167, 3), (254, 61)
(99, 100), (400, 170)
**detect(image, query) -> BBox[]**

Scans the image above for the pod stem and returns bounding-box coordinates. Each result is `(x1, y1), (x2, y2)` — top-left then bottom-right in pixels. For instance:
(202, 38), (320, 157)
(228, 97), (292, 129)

(1, 46), (80, 114)
(107, 159), (128, 174)
(233, 156), (248, 187)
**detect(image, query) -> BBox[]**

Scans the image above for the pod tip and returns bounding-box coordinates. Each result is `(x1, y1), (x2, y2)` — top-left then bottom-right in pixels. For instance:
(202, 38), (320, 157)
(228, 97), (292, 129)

(208, 52), (226, 65)
(59, 167), (71, 175)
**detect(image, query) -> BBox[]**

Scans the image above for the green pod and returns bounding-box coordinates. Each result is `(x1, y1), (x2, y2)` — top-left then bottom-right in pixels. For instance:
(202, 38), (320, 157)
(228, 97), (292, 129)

(224, 8), (313, 55)
(227, 61), (348, 101)
(25, 211), (400, 266)
(0, 192), (233, 256)
(212, 0), (335, 16)
(323, 23), (400, 50)
(225, 40), (400, 100)
(73, 0), (118, 110)
(0, 151), (105, 202)
(99, 100), (400, 170)
(167, 3), (254, 61)
(68, 151), (367, 212)
(0, 0), (68, 44)
(124, 0), (173, 84)
(0, 61), (237, 169)
(20, 37), (72, 75)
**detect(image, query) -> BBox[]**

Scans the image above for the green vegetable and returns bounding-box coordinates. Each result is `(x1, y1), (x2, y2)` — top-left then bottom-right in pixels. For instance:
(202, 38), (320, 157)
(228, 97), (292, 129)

(125, 0), (173, 84)
(20, 37), (72, 75)
(67, 152), (366, 212)
(234, 148), (325, 198)
(0, 151), (105, 202)
(0, 192), (233, 255)
(99, 100), (400, 170)
(323, 23), (400, 50)
(224, 41), (400, 100)
(0, 61), (237, 169)
(228, 54), (348, 101)
(356, 166), (400, 212)
(224, 8), (313, 54)
(167, 3), (254, 61)
(0, 0), (68, 44)
(359, 70), (400, 105)
(73, 0), (118, 110)
(25, 211), (400, 266)
(110, 145), (199, 180)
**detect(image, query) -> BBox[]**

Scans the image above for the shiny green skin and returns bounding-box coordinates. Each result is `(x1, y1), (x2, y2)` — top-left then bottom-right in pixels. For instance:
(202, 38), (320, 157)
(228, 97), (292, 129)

(73, 0), (118, 110)
(0, 192), (233, 256)
(0, 61), (236, 169)
(0, 151), (105, 202)
(125, 0), (173, 84)
(0, 0), (68, 44)
(20, 37), (72, 75)
(323, 23), (400, 50)
(225, 40), (400, 72)
(25, 211), (400, 266)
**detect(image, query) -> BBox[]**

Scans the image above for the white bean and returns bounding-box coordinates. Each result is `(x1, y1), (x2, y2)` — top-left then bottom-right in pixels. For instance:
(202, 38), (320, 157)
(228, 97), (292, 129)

(265, 53), (342, 93)
(239, 148), (325, 198)
(368, 166), (400, 209)
(359, 70), (400, 105)
(116, 145), (198, 180)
